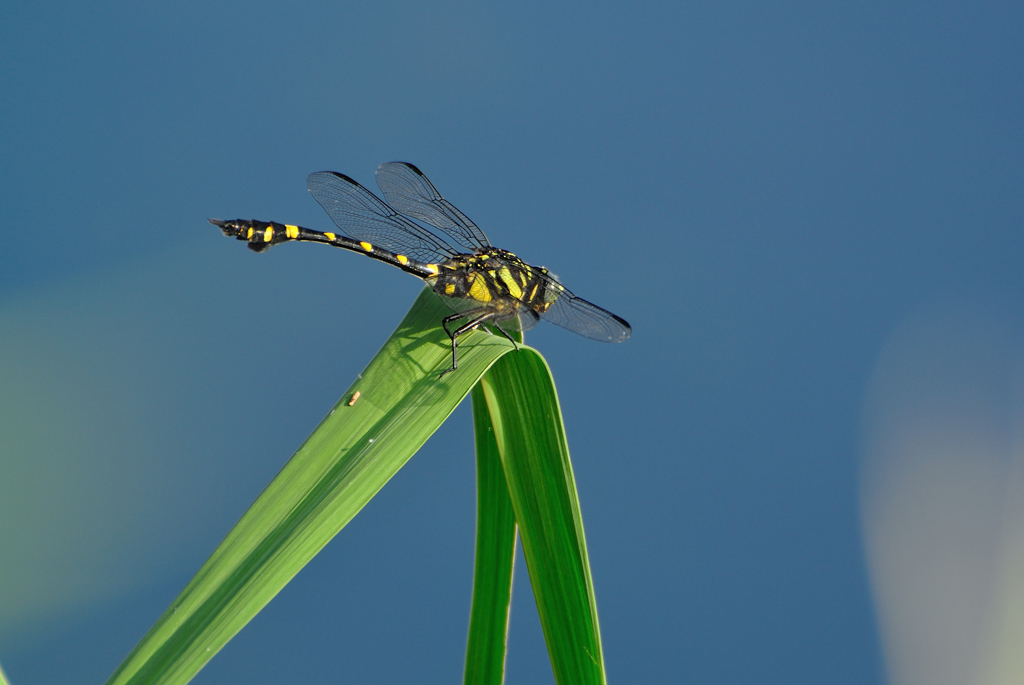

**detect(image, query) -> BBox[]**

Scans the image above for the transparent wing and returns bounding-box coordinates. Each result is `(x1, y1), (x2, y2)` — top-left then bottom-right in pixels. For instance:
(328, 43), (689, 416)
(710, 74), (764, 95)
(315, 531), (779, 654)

(307, 171), (459, 263)
(539, 286), (631, 343)
(514, 306), (542, 332)
(376, 162), (491, 251)
(493, 302), (542, 333)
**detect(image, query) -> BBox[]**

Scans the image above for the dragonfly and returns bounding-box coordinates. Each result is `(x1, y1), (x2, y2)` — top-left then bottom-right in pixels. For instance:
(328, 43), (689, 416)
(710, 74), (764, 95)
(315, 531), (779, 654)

(210, 162), (631, 377)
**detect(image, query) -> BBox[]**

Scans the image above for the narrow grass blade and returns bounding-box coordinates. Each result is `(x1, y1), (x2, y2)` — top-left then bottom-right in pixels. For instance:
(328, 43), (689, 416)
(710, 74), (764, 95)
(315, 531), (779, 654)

(0, 660), (10, 685)
(105, 288), (515, 685)
(480, 351), (606, 685)
(464, 384), (518, 685)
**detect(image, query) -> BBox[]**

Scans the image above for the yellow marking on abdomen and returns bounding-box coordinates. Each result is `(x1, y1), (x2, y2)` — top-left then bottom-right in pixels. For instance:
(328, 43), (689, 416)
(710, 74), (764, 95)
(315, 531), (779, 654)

(396, 255), (408, 266)
(263, 227), (273, 242)
(246, 227), (254, 240)
(285, 224), (299, 239)
(425, 264), (439, 275)
(360, 241), (373, 252)
(324, 232), (336, 241)
(467, 273), (492, 303)
(497, 267), (523, 299)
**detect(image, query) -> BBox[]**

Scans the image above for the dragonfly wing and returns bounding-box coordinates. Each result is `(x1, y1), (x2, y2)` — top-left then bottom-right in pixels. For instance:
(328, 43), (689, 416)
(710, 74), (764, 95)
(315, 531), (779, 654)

(307, 171), (458, 262)
(540, 287), (631, 343)
(376, 162), (491, 251)
(515, 307), (542, 332)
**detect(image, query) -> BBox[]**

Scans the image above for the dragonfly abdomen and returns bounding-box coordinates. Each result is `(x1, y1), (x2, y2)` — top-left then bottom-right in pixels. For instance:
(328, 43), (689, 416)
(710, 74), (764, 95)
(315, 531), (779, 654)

(208, 219), (439, 279)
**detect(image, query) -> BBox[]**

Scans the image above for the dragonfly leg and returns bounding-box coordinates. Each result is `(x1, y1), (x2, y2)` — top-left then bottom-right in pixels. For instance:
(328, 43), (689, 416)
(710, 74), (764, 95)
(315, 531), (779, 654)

(440, 309), (495, 379)
(442, 308), (487, 340)
(442, 311), (471, 339)
(490, 321), (520, 353)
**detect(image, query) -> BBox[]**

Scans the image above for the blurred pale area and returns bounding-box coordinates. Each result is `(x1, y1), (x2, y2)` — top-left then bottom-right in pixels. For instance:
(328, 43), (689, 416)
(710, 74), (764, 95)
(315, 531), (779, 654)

(861, 300), (1024, 685)
(0, 248), (229, 640)
(0, 243), (374, 643)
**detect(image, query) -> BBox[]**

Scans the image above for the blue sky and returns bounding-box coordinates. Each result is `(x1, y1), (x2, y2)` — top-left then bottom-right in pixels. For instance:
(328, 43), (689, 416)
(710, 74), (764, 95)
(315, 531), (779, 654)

(1, 1), (1022, 683)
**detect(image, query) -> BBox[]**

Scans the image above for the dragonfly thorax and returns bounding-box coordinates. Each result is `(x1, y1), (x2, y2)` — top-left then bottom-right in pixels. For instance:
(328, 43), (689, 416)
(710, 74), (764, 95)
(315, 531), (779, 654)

(428, 248), (562, 316)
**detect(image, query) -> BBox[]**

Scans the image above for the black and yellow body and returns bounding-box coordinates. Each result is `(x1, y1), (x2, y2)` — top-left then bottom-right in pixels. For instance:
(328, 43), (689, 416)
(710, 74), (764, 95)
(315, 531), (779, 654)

(212, 218), (437, 278)
(211, 163), (630, 378)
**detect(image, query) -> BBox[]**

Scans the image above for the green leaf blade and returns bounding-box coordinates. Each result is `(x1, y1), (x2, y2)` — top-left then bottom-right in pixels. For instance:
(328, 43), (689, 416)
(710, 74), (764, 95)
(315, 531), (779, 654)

(480, 351), (606, 685)
(464, 385), (519, 685)
(106, 288), (514, 685)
